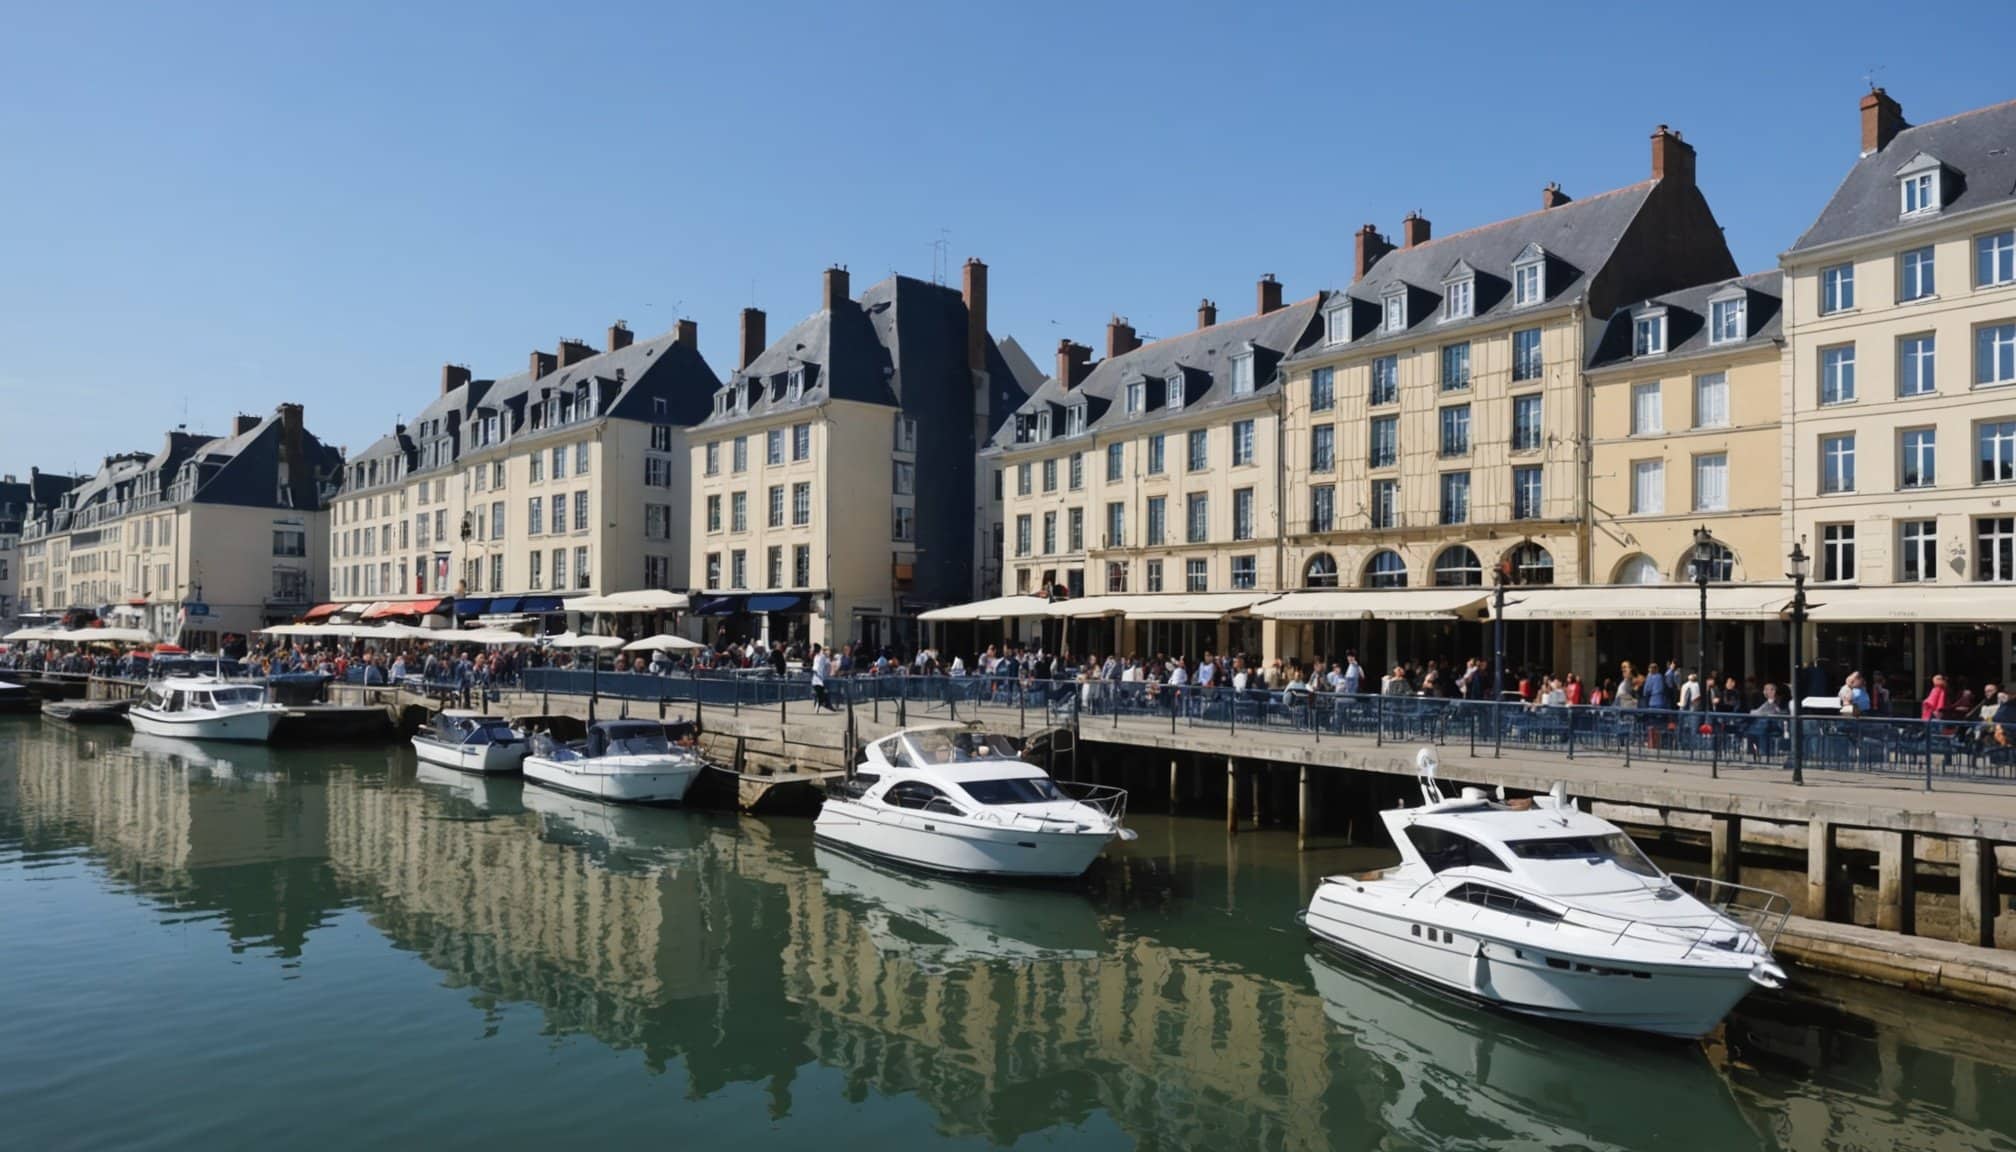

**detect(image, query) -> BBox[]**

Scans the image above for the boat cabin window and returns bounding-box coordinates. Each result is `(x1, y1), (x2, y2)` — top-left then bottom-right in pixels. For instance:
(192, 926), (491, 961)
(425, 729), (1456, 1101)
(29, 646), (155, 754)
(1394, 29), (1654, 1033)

(875, 737), (916, 769)
(903, 730), (1020, 765)
(961, 777), (1064, 805)
(1404, 825), (1509, 873)
(590, 724), (670, 757)
(1445, 882), (1562, 924)
(829, 772), (880, 801)
(1504, 834), (1661, 878)
(189, 692), (216, 710)
(210, 687), (265, 706)
(882, 781), (966, 817)
(166, 691), (187, 713)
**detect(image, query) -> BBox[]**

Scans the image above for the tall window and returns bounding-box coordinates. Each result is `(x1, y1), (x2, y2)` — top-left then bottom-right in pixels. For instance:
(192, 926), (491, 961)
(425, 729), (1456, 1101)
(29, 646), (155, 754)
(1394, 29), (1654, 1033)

(730, 491), (747, 532)
(894, 505), (917, 543)
(1310, 485), (1335, 532)
(1230, 555), (1257, 589)
(1311, 367), (1335, 412)
(1041, 512), (1056, 554)
(765, 546), (784, 589)
(1147, 434), (1165, 475)
(1899, 245), (1937, 302)
(793, 423), (811, 461)
(766, 428), (784, 465)
(1230, 355), (1255, 396)
(792, 482), (811, 525)
(1187, 429), (1209, 471)
(1232, 488), (1254, 541)
(1822, 263), (1855, 314)
(1439, 405), (1470, 456)
(1067, 453), (1083, 491)
(1978, 323), (2016, 386)
(1981, 420), (2016, 483)
(1693, 372), (1728, 428)
(1145, 559), (1164, 592)
(793, 544), (810, 587)
(1899, 334), (1937, 396)
(1015, 515), (1031, 557)
(1106, 502), (1125, 547)
(1900, 428), (1937, 488)
(1186, 494), (1209, 543)
(1979, 230), (2016, 288)
(1067, 507), (1083, 551)
(552, 493), (567, 534)
(1821, 345), (1857, 404)
(1382, 291), (1406, 332)
(1369, 415), (1398, 468)
(1899, 520), (1938, 583)
(1512, 466), (1542, 520)
(1042, 458), (1057, 492)
(1440, 343), (1470, 391)
(1370, 479), (1398, 530)
(1124, 380), (1144, 414)
(1514, 261), (1543, 307)
(1820, 434), (1856, 494)
(1231, 420), (1255, 466)
(1630, 382), (1662, 434)
(529, 550), (543, 590)
(730, 549), (746, 589)
(1370, 356), (1399, 405)
(1106, 561), (1129, 594)
(1166, 376), (1184, 410)
(1017, 462), (1032, 495)
(768, 485), (785, 527)
(1516, 326), (1540, 381)
(732, 437), (747, 473)
(1438, 472), (1470, 525)
(1693, 454), (1728, 511)
(1146, 495), (1166, 546)
(1980, 518), (2016, 582)
(1631, 460), (1664, 514)
(1310, 424), (1335, 472)
(1366, 550), (1407, 588)
(1511, 394), (1543, 452)
(1185, 559), (1208, 593)
(1821, 524), (1855, 581)
(1106, 442), (1124, 482)
(1709, 296), (1746, 344)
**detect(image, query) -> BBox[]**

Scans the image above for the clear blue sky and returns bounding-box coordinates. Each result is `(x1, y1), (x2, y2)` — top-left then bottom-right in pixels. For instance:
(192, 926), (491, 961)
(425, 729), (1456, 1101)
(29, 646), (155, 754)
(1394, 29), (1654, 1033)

(4, 1), (2012, 474)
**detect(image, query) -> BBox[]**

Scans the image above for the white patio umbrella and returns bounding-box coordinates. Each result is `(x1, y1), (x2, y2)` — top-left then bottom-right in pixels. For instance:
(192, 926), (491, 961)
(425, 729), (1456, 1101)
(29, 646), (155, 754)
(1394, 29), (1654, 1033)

(456, 628), (541, 646)
(545, 632), (626, 651)
(621, 633), (706, 653)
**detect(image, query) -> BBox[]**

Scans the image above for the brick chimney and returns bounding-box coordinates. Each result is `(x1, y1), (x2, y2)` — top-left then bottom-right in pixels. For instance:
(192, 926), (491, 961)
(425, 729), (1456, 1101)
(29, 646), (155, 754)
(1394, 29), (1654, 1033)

(1256, 275), (1283, 315)
(1197, 299), (1218, 329)
(962, 257), (988, 375)
(1650, 125), (1695, 186)
(606, 321), (633, 352)
(1055, 340), (1093, 389)
(277, 403), (309, 508)
(1542, 182), (1572, 209)
(233, 414), (260, 436)
(1402, 212), (1431, 248)
(558, 339), (596, 368)
(823, 264), (850, 311)
(530, 350), (558, 378)
(1861, 87), (1905, 155)
(673, 319), (698, 347)
(739, 307), (767, 370)
(1106, 315), (1140, 359)
(441, 364), (471, 396)
(1354, 224), (1395, 282)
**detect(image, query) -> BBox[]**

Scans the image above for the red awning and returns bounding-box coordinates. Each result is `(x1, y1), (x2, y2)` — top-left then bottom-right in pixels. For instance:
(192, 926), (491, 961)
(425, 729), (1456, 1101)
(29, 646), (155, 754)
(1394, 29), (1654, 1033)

(153, 643), (187, 655)
(362, 597), (447, 620)
(302, 604), (341, 621)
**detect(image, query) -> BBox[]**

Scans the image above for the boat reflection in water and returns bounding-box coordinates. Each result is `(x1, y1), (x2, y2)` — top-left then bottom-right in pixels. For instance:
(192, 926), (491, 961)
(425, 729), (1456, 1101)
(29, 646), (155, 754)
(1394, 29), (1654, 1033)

(413, 760), (523, 817)
(125, 732), (286, 784)
(1304, 951), (1760, 1150)
(814, 844), (1107, 967)
(518, 782), (701, 875)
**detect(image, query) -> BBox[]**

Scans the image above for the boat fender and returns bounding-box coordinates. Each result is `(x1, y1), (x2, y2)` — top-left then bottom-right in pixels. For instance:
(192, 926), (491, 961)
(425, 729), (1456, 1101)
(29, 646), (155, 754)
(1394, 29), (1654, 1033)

(1469, 941), (1490, 995)
(1748, 960), (1787, 990)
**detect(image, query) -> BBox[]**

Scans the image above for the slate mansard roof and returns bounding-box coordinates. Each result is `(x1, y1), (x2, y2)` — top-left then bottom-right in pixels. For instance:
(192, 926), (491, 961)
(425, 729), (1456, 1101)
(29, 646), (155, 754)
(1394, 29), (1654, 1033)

(1791, 98), (2016, 254)
(1586, 270), (1785, 369)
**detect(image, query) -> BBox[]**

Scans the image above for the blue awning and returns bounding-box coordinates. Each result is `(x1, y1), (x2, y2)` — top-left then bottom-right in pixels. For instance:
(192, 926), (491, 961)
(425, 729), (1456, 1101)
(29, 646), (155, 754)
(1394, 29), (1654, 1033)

(745, 594), (808, 614)
(519, 596), (564, 614)
(488, 597), (522, 614)
(692, 596), (744, 617)
(453, 598), (491, 617)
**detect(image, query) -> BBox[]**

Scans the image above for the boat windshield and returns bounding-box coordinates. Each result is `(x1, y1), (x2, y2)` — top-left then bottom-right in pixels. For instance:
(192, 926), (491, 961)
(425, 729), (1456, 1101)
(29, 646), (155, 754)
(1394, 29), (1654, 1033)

(467, 724), (518, 745)
(601, 728), (670, 756)
(904, 730), (1020, 765)
(210, 687), (266, 706)
(1504, 833), (1661, 878)
(960, 777), (1065, 805)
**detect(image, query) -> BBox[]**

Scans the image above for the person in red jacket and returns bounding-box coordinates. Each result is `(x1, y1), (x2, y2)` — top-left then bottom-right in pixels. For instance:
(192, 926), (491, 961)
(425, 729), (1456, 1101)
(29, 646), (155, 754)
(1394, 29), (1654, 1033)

(1921, 673), (1948, 722)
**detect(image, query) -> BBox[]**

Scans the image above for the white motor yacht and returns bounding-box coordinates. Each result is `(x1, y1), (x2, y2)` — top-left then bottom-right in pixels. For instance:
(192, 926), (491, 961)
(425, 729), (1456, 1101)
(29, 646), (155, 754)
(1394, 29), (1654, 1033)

(522, 719), (707, 805)
(411, 710), (529, 775)
(127, 675), (287, 743)
(1300, 749), (1788, 1039)
(814, 726), (1136, 880)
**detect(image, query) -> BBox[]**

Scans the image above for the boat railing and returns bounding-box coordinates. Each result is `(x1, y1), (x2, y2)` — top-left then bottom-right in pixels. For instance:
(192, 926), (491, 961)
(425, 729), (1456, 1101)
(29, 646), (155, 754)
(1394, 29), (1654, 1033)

(1056, 781), (1129, 825)
(1664, 874), (1794, 956)
(1395, 871), (1790, 963)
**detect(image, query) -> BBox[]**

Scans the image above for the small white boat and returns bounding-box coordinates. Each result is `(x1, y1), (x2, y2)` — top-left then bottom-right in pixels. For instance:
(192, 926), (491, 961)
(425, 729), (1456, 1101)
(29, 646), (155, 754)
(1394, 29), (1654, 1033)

(813, 726), (1135, 880)
(522, 719), (706, 805)
(127, 675), (286, 743)
(411, 710), (528, 775)
(1300, 749), (1788, 1039)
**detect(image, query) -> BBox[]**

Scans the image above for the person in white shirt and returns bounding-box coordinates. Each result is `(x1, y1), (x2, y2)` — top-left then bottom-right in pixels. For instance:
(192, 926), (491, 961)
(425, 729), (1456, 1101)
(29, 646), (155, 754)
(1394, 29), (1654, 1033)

(1677, 672), (1703, 712)
(811, 646), (833, 711)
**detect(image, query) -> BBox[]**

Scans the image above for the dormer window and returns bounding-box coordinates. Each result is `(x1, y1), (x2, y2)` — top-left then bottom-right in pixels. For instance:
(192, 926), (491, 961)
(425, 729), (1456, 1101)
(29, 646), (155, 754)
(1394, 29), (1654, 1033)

(1065, 406), (1086, 436)
(1708, 293), (1747, 345)
(1512, 244), (1546, 307)
(1166, 375), (1185, 410)
(1037, 410), (1052, 440)
(1324, 305), (1350, 345)
(1230, 351), (1255, 396)
(1382, 289), (1407, 333)
(1633, 308), (1668, 357)
(787, 366), (804, 401)
(1903, 172), (1936, 216)
(714, 392), (730, 417)
(1124, 379), (1144, 414)
(1441, 261), (1475, 321)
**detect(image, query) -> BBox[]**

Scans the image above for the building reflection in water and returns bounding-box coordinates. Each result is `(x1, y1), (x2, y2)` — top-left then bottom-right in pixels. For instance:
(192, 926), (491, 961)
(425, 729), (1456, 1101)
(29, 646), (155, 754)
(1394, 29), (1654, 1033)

(10, 729), (2016, 1151)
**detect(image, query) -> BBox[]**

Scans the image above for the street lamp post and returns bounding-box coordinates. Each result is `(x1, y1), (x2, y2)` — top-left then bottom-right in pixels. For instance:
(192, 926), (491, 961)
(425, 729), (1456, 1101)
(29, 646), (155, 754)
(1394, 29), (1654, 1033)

(1787, 542), (1811, 785)
(1491, 561), (1509, 703)
(1692, 526), (1716, 778)
(455, 513), (474, 631)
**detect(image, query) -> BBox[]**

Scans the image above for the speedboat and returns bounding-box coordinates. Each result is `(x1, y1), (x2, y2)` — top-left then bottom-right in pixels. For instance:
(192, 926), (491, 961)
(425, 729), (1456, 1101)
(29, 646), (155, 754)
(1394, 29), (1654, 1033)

(127, 675), (286, 743)
(411, 710), (529, 775)
(522, 719), (707, 805)
(813, 726), (1136, 879)
(1300, 749), (1788, 1039)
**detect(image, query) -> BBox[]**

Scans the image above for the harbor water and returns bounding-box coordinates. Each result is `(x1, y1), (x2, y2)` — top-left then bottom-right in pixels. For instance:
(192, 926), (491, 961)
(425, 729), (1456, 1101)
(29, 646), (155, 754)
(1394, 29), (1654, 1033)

(3, 720), (2014, 1151)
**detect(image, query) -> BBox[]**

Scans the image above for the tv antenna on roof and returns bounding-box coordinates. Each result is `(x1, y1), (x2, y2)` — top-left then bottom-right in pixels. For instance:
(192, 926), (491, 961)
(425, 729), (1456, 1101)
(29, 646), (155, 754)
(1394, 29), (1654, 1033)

(930, 229), (950, 285)
(1863, 64), (1884, 91)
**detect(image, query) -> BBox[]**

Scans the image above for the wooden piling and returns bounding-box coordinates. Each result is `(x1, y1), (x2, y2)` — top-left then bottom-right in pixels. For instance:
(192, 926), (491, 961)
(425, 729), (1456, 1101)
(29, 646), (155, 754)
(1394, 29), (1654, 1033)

(1958, 836), (1994, 948)
(1297, 765), (1310, 851)
(1250, 766), (1263, 830)
(1169, 759), (1179, 815)
(1806, 819), (1834, 921)
(1876, 830), (1916, 936)
(1225, 758), (1238, 837)
(1710, 814), (1742, 884)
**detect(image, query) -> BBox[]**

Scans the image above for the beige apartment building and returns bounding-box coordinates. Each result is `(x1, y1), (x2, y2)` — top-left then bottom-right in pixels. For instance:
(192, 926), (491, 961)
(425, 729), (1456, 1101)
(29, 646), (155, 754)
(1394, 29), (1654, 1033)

(16, 406), (342, 648)
(1780, 89), (2016, 693)
(327, 321), (718, 622)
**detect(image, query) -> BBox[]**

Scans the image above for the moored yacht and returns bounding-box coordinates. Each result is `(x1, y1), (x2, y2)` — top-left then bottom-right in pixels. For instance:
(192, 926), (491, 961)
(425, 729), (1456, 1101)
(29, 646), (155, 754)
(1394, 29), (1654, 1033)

(127, 675), (287, 743)
(1300, 749), (1788, 1039)
(522, 719), (707, 805)
(814, 726), (1136, 880)
(410, 710), (529, 775)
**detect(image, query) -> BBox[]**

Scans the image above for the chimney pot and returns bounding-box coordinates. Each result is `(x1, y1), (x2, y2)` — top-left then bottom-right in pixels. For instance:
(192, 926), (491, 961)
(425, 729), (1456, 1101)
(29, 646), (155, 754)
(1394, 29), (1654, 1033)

(1353, 224), (1395, 282)
(823, 264), (850, 311)
(739, 307), (768, 371)
(606, 321), (633, 352)
(558, 338), (596, 368)
(530, 350), (558, 378)
(1402, 213), (1431, 248)
(1256, 275), (1283, 316)
(1650, 124), (1696, 186)
(1055, 340), (1093, 390)
(673, 318), (698, 347)
(1105, 315), (1140, 360)
(1861, 86), (1905, 155)
(962, 257), (989, 375)
(1542, 182), (1572, 209)
(1197, 298), (1218, 329)
(441, 363), (472, 396)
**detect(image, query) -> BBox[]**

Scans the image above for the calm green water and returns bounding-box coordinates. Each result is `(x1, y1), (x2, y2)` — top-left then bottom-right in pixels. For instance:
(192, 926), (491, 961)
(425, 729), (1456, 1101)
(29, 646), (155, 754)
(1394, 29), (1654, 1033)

(3, 721), (2014, 1151)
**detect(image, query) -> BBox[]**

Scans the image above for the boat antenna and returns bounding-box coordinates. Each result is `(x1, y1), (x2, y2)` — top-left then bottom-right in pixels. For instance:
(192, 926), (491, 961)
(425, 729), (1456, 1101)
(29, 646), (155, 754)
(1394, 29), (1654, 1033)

(1416, 748), (1444, 805)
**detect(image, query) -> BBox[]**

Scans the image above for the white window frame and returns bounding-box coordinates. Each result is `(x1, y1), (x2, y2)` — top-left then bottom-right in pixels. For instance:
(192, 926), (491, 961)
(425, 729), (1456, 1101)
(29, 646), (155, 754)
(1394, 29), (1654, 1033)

(1821, 345), (1857, 405)
(1325, 306), (1349, 345)
(1692, 453), (1728, 512)
(1821, 263), (1856, 314)
(1899, 245), (1937, 302)
(1442, 276), (1474, 321)
(1820, 433), (1856, 494)
(1708, 296), (1746, 344)
(1513, 257), (1544, 307)
(1898, 333), (1937, 397)
(1632, 309), (1668, 357)
(1977, 323), (2016, 387)
(1630, 381), (1663, 436)
(1978, 230), (2016, 289)
(1901, 169), (1939, 218)
(1898, 519), (1938, 583)
(1692, 372), (1729, 429)
(1900, 427), (1936, 489)
(1230, 353), (1255, 396)
(1382, 290), (1407, 333)
(1630, 459), (1664, 515)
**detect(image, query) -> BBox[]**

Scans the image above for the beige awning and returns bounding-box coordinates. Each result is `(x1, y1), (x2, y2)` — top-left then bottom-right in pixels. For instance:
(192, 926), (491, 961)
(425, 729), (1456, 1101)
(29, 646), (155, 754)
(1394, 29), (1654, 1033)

(1255, 589), (1491, 621)
(1045, 593), (1280, 621)
(918, 595), (1052, 622)
(1805, 585), (2016, 623)
(1497, 585), (1792, 622)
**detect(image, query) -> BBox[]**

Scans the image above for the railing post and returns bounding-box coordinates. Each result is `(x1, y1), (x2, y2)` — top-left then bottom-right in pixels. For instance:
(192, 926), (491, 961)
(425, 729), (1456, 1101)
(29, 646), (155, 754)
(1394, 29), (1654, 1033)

(1374, 693), (1384, 747)
(1710, 708), (1720, 779)
(1566, 706), (1576, 760)
(1229, 686), (1237, 737)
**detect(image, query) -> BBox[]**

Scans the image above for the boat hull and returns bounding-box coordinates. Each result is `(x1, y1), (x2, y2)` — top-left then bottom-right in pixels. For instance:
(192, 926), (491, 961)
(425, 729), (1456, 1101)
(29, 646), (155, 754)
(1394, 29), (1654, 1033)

(1303, 883), (1762, 1039)
(127, 706), (284, 743)
(412, 735), (527, 775)
(41, 700), (131, 725)
(522, 753), (702, 805)
(814, 798), (1115, 880)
